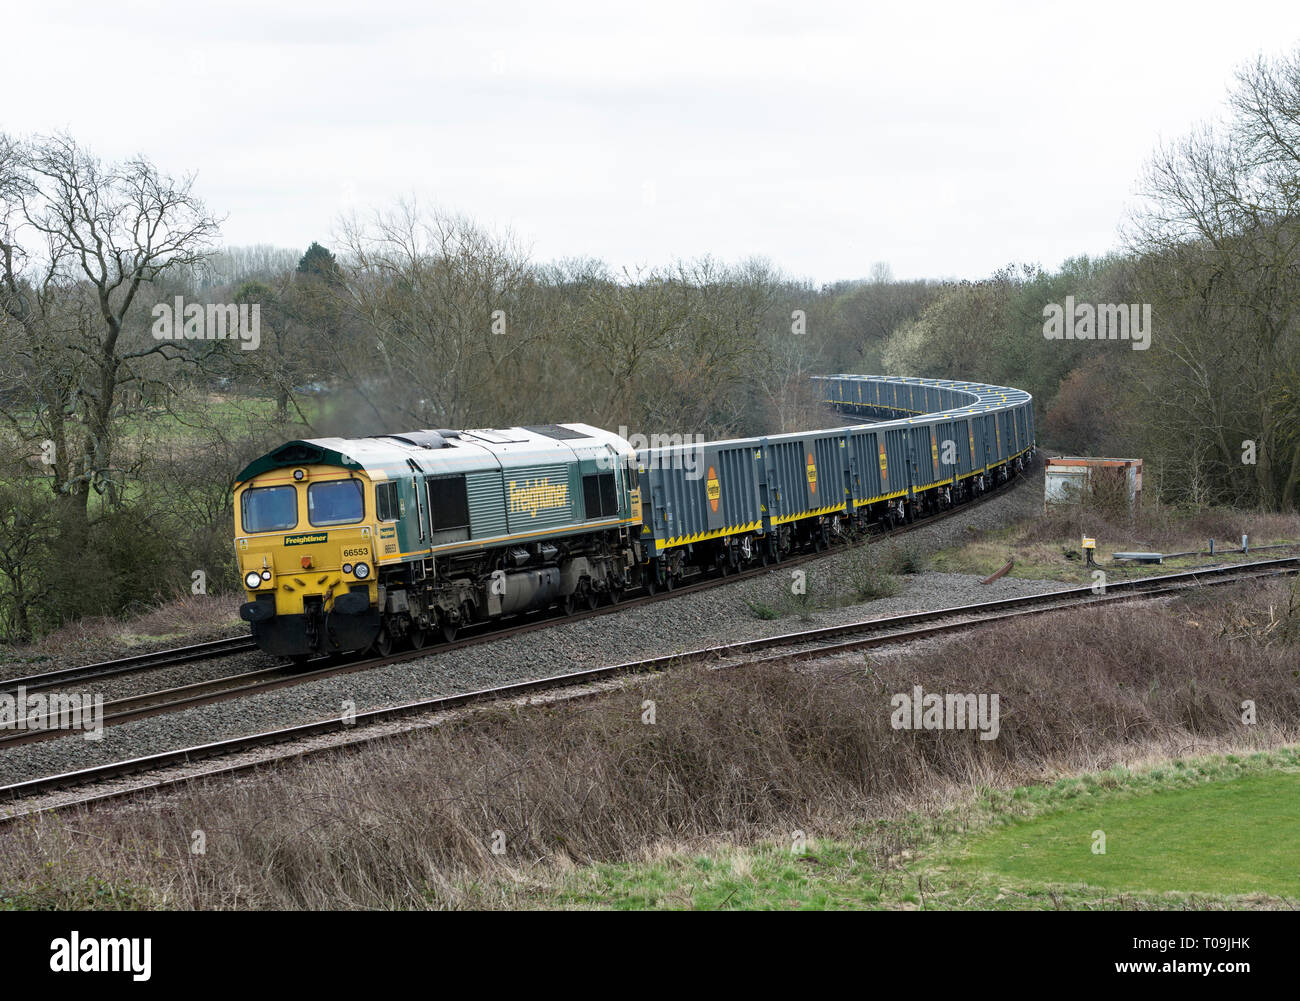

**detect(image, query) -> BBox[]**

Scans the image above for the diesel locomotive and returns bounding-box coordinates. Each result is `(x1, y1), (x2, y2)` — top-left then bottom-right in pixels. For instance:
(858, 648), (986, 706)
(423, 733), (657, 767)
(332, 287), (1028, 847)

(233, 375), (1035, 659)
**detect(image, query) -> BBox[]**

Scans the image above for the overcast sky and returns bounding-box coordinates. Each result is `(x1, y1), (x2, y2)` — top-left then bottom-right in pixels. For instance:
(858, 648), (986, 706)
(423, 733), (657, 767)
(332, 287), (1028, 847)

(8, 1), (1300, 284)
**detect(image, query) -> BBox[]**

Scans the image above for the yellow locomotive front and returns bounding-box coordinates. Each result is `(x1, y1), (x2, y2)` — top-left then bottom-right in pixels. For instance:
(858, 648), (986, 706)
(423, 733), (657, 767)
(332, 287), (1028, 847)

(235, 463), (382, 659)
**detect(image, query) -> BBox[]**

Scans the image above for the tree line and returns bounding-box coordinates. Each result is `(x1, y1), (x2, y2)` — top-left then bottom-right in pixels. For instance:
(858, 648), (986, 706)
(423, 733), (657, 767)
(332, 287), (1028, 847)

(1, 47), (1299, 641)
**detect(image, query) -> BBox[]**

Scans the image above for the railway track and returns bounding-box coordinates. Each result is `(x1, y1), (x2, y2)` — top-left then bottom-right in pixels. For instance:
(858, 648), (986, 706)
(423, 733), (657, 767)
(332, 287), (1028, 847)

(0, 635), (257, 699)
(2, 550), (1294, 823)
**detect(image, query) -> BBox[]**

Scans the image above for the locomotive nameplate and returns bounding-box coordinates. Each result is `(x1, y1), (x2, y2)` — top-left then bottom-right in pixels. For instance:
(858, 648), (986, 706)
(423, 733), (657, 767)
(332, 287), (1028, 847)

(283, 533), (328, 546)
(508, 477), (569, 518)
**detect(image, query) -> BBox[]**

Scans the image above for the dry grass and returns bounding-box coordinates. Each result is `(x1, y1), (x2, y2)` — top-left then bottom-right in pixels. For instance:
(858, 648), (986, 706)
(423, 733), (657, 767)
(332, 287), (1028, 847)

(2, 579), (1297, 910)
(931, 499), (1300, 582)
(0, 594), (243, 669)
(1021, 502), (1300, 554)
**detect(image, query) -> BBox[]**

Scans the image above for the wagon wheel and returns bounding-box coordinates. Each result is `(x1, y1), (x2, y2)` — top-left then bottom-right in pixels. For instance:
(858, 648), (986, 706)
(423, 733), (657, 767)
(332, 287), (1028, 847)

(718, 559), (731, 577)
(664, 570), (676, 591)
(645, 570), (658, 596)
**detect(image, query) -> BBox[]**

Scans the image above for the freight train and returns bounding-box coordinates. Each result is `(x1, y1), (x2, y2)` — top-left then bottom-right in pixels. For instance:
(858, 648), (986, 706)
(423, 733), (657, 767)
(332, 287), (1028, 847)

(233, 375), (1035, 660)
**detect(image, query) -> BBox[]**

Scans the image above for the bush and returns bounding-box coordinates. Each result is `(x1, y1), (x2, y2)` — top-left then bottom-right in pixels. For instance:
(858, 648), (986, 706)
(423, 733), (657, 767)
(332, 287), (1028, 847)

(847, 543), (901, 600)
(883, 542), (927, 575)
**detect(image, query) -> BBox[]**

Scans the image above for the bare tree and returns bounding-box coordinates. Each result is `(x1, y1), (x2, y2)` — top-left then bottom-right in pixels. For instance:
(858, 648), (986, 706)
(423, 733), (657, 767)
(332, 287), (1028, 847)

(0, 133), (222, 517)
(327, 202), (542, 428)
(1127, 50), (1300, 509)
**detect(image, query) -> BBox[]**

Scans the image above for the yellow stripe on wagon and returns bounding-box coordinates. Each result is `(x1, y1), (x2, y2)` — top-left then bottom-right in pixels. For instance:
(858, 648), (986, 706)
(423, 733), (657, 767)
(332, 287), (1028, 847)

(771, 503), (846, 526)
(659, 521), (762, 551)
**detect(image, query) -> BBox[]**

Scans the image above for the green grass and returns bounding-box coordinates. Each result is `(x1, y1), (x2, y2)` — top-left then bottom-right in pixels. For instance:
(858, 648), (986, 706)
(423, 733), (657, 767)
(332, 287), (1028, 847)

(530, 748), (1300, 910)
(544, 837), (1240, 911)
(949, 770), (1300, 898)
(115, 393), (327, 446)
(552, 842), (896, 910)
(0, 874), (152, 911)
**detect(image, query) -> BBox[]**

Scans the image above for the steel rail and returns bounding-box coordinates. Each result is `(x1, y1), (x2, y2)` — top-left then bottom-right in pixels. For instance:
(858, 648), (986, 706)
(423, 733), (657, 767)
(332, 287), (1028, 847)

(0, 635), (258, 699)
(2, 552), (1293, 818)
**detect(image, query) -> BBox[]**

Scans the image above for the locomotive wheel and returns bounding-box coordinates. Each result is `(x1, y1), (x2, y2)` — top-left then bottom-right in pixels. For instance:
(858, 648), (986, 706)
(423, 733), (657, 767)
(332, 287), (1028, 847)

(718, 559), (730, 577)
(440, 616), (458, 643)
(664, 571), (675, 591)
(561, 593), (577, 615)
(646, 572), (658, 596)
(409, 627), (427, 650)
(607, 583), (622, 605)
(373, 628), (394, 657)
(584, 586), (599, 611)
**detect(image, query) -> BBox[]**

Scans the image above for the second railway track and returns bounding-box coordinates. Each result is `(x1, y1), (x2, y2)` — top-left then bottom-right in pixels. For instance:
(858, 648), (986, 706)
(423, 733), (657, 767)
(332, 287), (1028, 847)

(2, 551), (1295, 820)
(0, 634), (257, 699)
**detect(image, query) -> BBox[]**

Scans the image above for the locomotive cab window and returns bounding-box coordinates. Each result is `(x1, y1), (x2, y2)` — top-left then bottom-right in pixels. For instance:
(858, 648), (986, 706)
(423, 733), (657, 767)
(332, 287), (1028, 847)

(241, 485), (297, 533)
(308, 479), (364, 526)
(428, 476), (470, 531)
(583, 472), (618, 519)
(375, 481), (399, 522)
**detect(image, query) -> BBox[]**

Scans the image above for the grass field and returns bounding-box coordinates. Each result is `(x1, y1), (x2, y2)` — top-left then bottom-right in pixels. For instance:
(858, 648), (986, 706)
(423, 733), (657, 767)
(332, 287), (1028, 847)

(950, 769), (1300, 899)
(542, 749), (1300, 910)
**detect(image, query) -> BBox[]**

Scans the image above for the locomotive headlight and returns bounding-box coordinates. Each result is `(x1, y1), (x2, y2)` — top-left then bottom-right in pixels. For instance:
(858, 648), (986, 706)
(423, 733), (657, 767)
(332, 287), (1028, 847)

(245, 571), (262, 589)
(342, 563), (353, 575)
(260, 569), (272, 581)
(353, 561), (370, 579)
